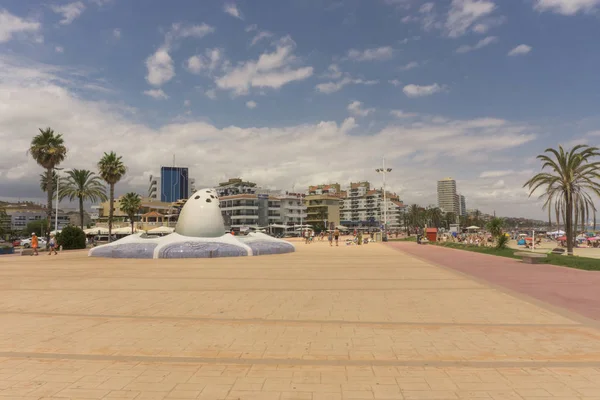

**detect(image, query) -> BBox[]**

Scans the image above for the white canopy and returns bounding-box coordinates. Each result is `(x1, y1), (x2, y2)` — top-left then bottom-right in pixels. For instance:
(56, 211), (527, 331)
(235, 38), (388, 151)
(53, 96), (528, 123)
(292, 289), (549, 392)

(336, 225), (349, 230)
(84, 227), (108, 235)
(50, 230), (61, 235)
(268, 224), (289, 229)
(547, 230), (565, 235)
(466, 226), (480, 230)
(113, 226), (138, 234)
(147, 226), (174, 234)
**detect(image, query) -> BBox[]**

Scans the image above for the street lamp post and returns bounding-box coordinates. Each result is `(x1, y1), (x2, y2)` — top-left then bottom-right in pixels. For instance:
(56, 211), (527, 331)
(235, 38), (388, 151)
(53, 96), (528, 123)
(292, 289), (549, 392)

(54, 167), (64, 234)
(375, 157), (392, 241)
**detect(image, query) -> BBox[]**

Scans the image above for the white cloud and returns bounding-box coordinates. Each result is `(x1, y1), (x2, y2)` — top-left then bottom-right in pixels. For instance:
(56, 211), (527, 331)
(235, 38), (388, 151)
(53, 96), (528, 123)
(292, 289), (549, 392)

(534, 0), (600, 15)
(245, 24), (257, 32)
(0, 55), (545, 217)
(479, 170), (514, 178)
(403, 83), (446, 97)
(399, 61), (419, 71)
(205, 89), (216, 99)
(508, 44), (532, 56)
(224, 3), (243, 19)
(113, 28), (121, 39)
(390, 110), (419, 118)
(347, 101), (374, 117)
(51, 1), (86, 25)
(0, 9), (42, 43)
(143, 89), (169, 100)
(446, 0), (496, 37)
(587, 130), (600, 136)
(145, 23), (215, 87)
(315, 64), (378, 94)
(145, 48), (174, 87)
(55, 46), (64, 53)
(246, 100), (257, 109)
(251, 31), (273, 46)
(456, 36), (498, 53)
(347, 46), (394, 62)
(184, 99), (191, 107)
(389, 79), (402, 87)
(186, 48), (222, 75)
(420, 2), (435, 13)
(215, 36), (313, 96)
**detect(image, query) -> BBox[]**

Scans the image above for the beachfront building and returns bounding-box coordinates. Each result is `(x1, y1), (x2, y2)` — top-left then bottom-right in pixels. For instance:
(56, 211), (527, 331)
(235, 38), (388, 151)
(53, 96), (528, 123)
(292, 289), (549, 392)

(308, 183), (343, 196)
(437, 177), (459, 215)
(149, 168), (196, 202)
(1, 202), (70, 233)
(304, 195), (341, 230)
(95, 196), (175, 231)
(339, 181), (405, 229)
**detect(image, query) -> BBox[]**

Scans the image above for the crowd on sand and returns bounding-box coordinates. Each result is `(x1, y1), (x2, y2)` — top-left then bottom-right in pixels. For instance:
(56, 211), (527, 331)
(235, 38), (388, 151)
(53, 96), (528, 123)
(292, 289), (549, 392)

(301, 229), (404, 247)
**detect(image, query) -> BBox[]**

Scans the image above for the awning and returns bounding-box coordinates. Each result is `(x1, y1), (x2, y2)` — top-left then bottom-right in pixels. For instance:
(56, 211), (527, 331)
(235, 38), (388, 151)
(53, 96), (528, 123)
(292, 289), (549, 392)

(147, 226), (174, 234)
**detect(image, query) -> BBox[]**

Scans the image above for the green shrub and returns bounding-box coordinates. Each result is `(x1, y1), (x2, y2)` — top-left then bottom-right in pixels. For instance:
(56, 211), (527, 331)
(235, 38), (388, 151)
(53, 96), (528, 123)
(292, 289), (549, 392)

(57, 225), (86, 250)
(495, 234), (510, 249)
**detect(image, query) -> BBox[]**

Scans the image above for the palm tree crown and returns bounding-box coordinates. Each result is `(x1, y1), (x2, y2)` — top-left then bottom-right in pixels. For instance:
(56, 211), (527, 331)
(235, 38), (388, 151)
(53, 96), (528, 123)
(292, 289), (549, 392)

(120, 192), (142, 233)
(524, 145), (600, 256)
(28, 128), (67, 242)
(59, 169), (107, 230)
(98, 152), (127, 243)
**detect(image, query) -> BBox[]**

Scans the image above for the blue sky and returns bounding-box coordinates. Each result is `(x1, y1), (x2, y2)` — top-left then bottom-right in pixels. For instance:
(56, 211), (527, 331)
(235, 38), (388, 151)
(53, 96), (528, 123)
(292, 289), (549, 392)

(1, 0), (600, 218)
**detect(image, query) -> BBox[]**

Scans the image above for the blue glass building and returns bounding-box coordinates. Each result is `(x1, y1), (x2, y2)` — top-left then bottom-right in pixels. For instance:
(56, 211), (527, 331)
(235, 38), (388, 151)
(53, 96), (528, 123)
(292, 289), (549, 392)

(160, 167), (189, 203)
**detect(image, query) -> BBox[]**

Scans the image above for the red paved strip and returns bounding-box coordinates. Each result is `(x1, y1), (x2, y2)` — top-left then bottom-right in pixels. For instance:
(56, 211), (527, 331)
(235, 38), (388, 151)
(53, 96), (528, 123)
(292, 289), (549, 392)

(387, 241), (600, 322)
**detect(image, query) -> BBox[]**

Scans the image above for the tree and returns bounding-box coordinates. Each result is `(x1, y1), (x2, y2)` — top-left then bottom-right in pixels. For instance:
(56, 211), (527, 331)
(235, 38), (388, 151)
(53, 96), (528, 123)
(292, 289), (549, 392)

(0, 207), (7, 237)
(486, 217), (504, 238)
(59, 169), (107, 230)
(524, 145), (600, 256)
(119, 192), (142, 233)
(25, 219), (48, 237)
(28, 128), (67, 243)
(39, 171), (58, 193)
(314, 207), (328, 232)
(98, 152), (127, 243)
(57, 225), (86, 250)
(445, 212), (456, 229)
(426, 207), (443, 228)
(408, 204), (423, 232)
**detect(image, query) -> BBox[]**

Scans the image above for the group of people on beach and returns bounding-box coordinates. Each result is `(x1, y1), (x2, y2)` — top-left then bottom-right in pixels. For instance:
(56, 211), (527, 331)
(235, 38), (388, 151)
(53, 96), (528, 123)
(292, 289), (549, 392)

(302, 229), (341, 246)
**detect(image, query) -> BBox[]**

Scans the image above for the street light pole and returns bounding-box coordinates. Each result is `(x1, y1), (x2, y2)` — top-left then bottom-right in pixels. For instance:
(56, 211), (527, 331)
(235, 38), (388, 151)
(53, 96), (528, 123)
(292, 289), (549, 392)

(375, 157), (392, 240)
(54, 168), (64, 234)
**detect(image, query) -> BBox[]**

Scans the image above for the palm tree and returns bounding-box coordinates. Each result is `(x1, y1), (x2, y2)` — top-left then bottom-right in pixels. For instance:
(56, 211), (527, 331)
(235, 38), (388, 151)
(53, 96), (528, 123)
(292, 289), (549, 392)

(408, 204), (422, 233)
(28, 128), (67, 242)
(98, 152), (127, 242)
(39, 171), (58, 193)
(445, 212), (456, 229)
(524, 145), (600, 256)
(119, 192), (142, 234)
(486, 217), (504, 239)
(427, 207), (443, 228)
(59, 169), (108, 230)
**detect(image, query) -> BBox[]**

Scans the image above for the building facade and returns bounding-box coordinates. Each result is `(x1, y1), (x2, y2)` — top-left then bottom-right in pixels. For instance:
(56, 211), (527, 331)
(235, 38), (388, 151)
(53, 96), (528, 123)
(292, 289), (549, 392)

(339, 181), (405, 229)
(160, 166), (189, 203)
(1, 202), (69, 232)
(458, 194), (467, 217)
(308, 183), (343, 196)
(305, 195), (341, 229)
(437, 177), (459, 215)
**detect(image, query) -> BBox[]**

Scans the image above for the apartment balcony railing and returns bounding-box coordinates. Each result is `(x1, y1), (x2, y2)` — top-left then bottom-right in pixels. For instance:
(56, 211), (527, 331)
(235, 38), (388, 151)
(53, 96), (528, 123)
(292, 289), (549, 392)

(230, 215), (258, 220)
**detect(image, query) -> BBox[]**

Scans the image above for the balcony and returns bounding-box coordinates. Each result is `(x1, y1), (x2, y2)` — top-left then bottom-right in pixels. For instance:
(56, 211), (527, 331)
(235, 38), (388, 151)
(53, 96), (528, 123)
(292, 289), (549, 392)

(230, 215), (258, 220)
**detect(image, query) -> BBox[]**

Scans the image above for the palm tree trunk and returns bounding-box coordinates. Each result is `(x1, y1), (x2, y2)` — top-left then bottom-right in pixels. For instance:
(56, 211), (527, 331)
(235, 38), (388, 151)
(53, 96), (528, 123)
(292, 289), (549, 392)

(566, 197), (574, 256)
(130, 213), (134, 235)
(108, 183), (114, 243)
(79, 196), (84, 231)
(46, 167), (53, 247)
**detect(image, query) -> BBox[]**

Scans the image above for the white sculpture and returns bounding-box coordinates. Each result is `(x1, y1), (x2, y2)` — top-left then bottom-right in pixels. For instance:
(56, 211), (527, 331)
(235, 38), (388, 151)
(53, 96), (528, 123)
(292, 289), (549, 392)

(89, 187), (295, 259)
(175, 188), (225, 238)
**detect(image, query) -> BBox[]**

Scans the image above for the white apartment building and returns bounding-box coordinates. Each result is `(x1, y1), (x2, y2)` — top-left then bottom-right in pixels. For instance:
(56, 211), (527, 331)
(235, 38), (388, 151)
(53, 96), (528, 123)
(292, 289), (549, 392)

(437, 177), (459, 215)
(148, 175), (160, 201)
(458, 194), (467, 217)
(340, 182), (404, 229)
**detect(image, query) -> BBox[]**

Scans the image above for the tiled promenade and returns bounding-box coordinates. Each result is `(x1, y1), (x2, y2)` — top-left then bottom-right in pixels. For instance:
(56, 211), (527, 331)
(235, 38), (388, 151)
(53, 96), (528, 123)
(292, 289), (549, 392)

(0, 239), (599, 399)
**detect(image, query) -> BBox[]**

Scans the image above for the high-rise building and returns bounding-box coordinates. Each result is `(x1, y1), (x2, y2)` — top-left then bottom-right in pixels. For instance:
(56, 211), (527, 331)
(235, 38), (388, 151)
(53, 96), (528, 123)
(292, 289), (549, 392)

(305, 195), (341, 229)
(308, 183), (342, 196)
(148, 175), (160, 201)
(458, 194), (467, 217)
(160, 166), (189, 203)
(437, 177), (459, 215)
(339, 181), (405, 229)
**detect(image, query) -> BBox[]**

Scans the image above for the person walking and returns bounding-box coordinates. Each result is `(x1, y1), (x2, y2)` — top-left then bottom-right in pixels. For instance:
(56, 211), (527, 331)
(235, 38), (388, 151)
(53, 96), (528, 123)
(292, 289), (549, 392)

(48, 234), (58, 255)
(334, 228), (340, 246)
(31, 233), (39, 256)
(328, 230), (333, 246)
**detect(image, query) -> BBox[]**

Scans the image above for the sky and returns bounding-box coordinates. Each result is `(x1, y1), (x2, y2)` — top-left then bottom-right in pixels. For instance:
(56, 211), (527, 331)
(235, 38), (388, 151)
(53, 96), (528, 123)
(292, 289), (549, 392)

(1, 0), (600, 218)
